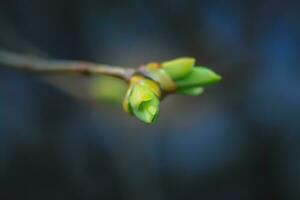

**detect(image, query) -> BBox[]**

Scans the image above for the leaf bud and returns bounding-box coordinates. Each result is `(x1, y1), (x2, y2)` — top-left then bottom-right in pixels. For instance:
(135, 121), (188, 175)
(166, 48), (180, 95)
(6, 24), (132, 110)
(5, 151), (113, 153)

(161, 57), (195, 80)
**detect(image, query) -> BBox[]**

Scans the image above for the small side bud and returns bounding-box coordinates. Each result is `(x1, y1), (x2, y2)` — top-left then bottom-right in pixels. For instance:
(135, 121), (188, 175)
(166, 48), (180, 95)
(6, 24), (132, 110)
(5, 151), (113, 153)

(162, 57), (195, 80)
(174, 67), (221, 87)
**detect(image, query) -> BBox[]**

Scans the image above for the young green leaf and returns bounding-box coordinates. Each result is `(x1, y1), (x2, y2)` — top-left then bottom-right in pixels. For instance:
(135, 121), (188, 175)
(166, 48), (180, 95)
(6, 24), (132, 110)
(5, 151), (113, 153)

(175, 67), (221, 87)
(162, 57), (195, 79)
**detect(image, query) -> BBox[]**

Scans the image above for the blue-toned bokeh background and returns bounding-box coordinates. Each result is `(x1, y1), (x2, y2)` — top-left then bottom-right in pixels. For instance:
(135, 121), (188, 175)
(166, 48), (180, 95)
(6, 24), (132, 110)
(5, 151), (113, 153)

(0, 0), (300, 199)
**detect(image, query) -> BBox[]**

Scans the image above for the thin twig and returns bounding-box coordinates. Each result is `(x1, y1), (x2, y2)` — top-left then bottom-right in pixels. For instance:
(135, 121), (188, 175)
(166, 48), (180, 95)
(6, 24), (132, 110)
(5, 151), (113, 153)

(0, 49), (135, 81)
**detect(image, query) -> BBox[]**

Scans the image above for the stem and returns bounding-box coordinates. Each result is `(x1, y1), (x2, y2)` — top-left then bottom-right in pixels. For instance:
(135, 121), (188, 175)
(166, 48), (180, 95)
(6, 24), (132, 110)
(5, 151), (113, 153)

(0, 49), (135, 81)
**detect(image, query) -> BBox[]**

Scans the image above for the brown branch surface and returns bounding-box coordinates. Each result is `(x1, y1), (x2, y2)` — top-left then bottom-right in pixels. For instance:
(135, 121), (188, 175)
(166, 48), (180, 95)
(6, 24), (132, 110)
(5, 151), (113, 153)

(0, 50), (135, 81)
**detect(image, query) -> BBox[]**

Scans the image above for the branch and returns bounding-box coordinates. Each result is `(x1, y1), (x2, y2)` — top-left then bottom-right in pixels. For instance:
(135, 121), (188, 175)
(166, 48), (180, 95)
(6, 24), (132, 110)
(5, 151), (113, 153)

(0, 49), (135, 81)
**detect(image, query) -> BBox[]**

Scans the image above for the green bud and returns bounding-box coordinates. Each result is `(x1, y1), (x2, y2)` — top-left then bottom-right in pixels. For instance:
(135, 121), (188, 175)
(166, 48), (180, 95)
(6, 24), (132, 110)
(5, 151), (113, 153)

(123, 76), (160, 124)
(174, 67), (221, 87)
(162, 57), (195, 79)
(176, 86), (204, 96)
(128, 84), (160, 124)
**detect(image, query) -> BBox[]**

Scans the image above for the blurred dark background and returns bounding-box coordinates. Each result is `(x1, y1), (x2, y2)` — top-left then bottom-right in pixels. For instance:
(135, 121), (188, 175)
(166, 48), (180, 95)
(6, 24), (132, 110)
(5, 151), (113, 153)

(0, 0), (300, 199)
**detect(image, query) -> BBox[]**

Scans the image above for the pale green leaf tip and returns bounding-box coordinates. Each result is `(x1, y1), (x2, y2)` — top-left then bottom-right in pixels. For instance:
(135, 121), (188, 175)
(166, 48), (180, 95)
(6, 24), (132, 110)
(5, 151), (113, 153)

(211, 71), (222, 83)
(193, 67), (222, 85)
(194, 66), (222, 81)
